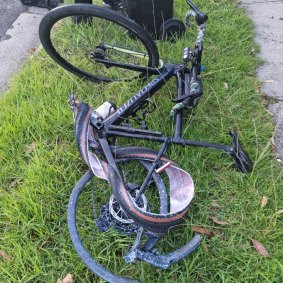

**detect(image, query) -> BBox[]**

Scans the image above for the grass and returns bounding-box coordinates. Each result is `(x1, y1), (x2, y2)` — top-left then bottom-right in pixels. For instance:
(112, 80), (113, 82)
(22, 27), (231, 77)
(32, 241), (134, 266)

(0, 0), (283, 282)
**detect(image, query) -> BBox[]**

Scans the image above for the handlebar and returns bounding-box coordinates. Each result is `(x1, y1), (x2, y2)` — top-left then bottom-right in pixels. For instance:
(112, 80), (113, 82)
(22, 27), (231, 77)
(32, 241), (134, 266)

(186, 0), (208, 25)
(186, 0), (201, 13)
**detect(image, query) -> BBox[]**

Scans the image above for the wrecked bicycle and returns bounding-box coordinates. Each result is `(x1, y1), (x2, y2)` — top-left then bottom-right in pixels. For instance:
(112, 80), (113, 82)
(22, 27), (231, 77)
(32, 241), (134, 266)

(39, 1), (253, 282)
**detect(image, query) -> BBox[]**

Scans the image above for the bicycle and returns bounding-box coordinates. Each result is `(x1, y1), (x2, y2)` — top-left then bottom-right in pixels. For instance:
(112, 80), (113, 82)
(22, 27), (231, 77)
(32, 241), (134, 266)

(39, 1), (253, 282)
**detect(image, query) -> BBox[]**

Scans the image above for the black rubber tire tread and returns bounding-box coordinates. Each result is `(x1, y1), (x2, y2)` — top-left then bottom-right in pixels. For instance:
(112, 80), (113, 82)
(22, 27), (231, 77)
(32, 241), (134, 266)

(110, 146), (175, 164)
(108, 147), (190, 234)
(159, 18), (186, 41)
(68, 170), (140, 283)
(72, 145), (189, 234)
(39, 4), (159, 82)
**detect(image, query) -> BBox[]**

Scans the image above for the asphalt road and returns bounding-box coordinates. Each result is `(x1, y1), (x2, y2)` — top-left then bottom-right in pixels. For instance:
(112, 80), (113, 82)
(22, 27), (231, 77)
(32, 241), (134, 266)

(0, 2), (48, 93)
(0, 0), (27, 39)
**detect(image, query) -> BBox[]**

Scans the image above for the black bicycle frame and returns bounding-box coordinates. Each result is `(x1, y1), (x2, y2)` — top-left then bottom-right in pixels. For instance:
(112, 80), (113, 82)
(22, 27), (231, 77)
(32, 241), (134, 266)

(88, 0), (237, 165)
(90, 62), (233, 156)
(67, 1), (253, 281)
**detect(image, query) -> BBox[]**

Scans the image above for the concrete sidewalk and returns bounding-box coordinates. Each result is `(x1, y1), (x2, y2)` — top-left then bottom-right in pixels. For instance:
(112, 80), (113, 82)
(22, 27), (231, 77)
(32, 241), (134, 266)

(241, 0), (283, 160)
(0, 3), (48, 93)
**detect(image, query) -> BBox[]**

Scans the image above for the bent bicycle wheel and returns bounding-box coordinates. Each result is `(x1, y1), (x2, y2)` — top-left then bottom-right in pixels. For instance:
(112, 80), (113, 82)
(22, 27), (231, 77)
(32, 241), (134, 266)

(68, 168), (198, 283)
(68, 171), (140, 283)
(74, 102), (195, 234)
(39, 4), (160, 82)
(67, 155), (175, 283)
(108, 147), (195, 234)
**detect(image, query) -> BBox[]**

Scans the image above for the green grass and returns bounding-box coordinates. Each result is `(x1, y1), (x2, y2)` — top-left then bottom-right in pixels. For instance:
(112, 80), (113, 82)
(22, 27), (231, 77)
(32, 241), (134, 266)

(0, 0), (283, 282)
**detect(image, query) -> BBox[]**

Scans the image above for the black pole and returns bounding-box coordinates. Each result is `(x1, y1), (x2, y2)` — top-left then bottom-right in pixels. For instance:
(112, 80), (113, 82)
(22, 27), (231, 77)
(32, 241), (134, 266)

(174, 72), (183, 139)
(75, 0), (92, 3)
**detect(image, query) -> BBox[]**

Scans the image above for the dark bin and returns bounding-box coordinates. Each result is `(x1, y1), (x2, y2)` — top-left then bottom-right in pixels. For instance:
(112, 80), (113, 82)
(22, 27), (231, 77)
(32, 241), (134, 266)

(124, 0), (174, 39)
(75, 0), (92, 3)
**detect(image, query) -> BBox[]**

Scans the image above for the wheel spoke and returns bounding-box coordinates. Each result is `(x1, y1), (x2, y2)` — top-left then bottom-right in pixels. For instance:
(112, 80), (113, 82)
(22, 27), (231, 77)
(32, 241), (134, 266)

(39, 4), (159, 82)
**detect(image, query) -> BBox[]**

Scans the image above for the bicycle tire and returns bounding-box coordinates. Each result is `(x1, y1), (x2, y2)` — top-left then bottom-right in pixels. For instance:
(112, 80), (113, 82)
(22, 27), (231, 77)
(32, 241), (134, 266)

(67, 152), (173, 282)
(39, 4), (160, 82)
(68, 170), (140, 283)
(73, 102), (194, 233)
(108, 147), (194, 234)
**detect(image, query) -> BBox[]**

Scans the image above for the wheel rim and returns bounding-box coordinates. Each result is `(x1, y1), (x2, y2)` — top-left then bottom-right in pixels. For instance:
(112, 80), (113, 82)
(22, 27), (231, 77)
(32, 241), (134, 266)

(47, 12), (154, 81)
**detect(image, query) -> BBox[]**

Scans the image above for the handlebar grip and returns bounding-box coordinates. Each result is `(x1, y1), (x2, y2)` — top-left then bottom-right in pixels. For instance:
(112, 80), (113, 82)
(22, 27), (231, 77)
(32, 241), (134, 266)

(195, 12), (208, 25)
(186, 0), (208, 25)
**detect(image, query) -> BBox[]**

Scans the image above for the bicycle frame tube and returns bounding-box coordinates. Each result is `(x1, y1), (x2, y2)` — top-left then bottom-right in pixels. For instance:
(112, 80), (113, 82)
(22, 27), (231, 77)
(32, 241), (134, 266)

(95, 44), (164, 74)
(106, 130), (232, 153)
(174, 72), (184, 139)
(99, 64), (233, 155)
(90, 0), (223, 157)
(95, 58), (163, 75)
(186, 0), (201, 14)
(103, 64), (178, 127)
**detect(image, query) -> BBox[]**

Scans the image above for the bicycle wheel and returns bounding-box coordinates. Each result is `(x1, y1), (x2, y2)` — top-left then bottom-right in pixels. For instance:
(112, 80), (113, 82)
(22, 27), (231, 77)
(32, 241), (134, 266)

(39, 4), (160, 82)
(108, 147), (195, 234)
(68, 171), (140, 283)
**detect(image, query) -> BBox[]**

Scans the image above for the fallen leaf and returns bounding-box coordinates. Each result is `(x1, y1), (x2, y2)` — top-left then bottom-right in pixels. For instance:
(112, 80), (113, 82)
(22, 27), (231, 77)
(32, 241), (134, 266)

(210, 200), (221, 208)
(0, 250), (11, 262)
(276, 209), (283, 215)
(251, 239), (270, 257)
(26, 142), (37, 154)
(224, 82), (229, 89)
(28, 47), (36, 54)
(209, 216), (229, 225)
(57, 273), (73, 283)
(169, 274), (177, 282)
(203, 243), (209, 253)
(192, 226), (213, 237)
(210, 200), (219, 207)
(214, 229), (222, 236)
(261, 196), (268, 208)
(262, 80), (274, 83)
(209, 200), (225, 210)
